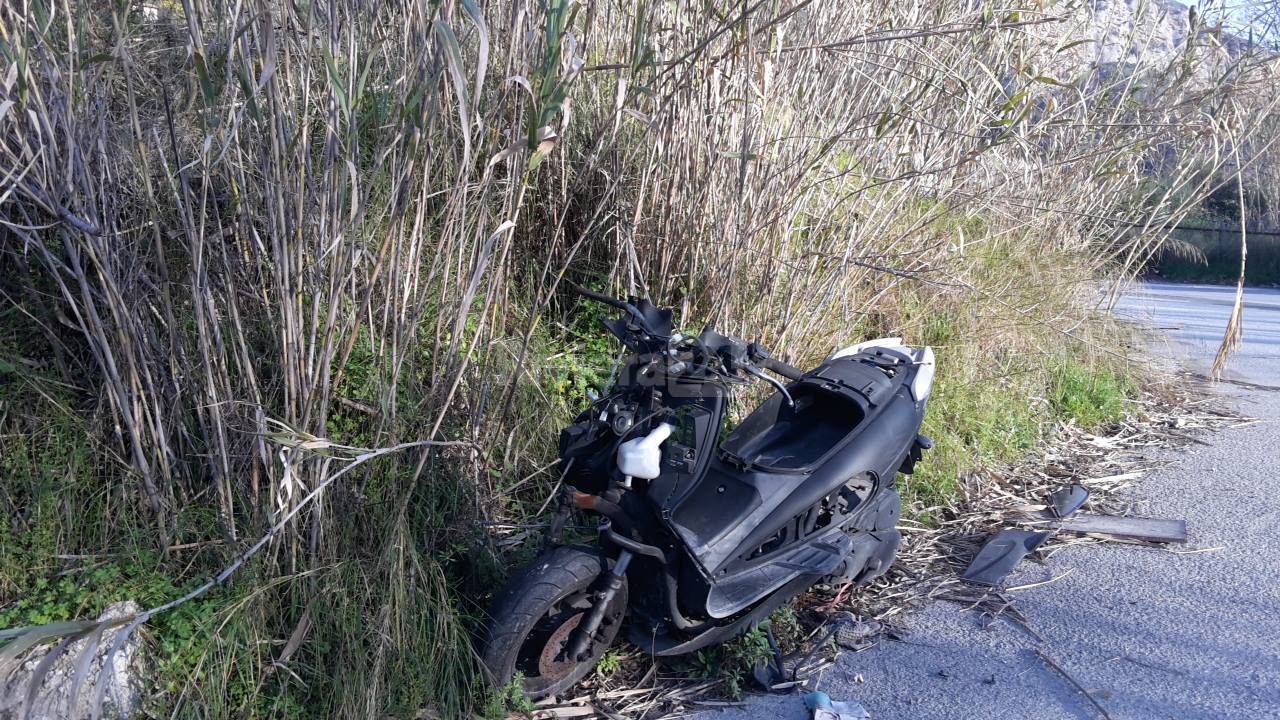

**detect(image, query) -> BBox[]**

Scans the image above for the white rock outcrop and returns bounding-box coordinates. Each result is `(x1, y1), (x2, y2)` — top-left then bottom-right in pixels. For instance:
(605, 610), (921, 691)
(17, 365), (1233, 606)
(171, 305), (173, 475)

(1, 601), (145, 720)
(1060, 0), (1249, 79)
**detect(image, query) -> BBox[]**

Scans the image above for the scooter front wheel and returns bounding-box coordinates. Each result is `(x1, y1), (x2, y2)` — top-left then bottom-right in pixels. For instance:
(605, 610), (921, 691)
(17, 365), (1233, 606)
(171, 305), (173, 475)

(480, 545), (628, 699)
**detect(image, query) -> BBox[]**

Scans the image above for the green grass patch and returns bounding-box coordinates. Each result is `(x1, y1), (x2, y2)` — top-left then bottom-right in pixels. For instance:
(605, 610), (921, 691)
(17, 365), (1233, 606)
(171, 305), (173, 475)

(905, 366), (1043, 511)
(901, 344), (1137, 516)
(681, 606), (804, 700)
(1048, 356), (1135, 429)
(903, 349), (1137, 514)
(885, 275), (1139, 516)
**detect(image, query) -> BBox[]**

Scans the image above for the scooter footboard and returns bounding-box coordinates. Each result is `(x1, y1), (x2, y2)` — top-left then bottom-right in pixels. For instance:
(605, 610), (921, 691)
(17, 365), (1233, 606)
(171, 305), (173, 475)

(629, 571), (819, 657)
(704, 526), (852, 618)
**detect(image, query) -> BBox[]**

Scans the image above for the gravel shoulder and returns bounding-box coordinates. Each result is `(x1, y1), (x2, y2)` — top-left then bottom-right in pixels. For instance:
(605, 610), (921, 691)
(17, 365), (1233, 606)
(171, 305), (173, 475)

(702, 281), (1280, 720)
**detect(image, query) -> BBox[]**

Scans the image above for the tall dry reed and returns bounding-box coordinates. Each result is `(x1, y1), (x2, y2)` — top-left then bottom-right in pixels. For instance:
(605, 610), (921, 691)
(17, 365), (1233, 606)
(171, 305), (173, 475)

(1, 0), (1277, 715)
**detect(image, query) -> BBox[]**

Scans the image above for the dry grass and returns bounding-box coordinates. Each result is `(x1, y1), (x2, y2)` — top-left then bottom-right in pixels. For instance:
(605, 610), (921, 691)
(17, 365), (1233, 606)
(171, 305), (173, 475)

(1, 0), (1279, 716)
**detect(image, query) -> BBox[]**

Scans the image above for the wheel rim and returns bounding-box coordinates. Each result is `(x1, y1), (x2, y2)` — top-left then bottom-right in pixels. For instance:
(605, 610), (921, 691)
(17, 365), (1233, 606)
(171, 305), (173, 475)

(513, 586), (626, 695)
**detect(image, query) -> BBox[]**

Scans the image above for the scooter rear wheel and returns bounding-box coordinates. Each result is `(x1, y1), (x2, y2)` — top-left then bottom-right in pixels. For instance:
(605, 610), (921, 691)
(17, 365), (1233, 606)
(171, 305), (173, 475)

(481, 545), (628, 699)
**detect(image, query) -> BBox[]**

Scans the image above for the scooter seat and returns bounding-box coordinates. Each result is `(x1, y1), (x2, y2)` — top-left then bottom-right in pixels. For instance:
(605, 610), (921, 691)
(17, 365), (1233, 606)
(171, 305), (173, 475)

(720, 354), (904, 473)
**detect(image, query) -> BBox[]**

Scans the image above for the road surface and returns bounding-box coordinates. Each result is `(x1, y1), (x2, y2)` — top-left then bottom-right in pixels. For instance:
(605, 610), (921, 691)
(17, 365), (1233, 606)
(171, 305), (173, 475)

(702, 280), (1280, 720)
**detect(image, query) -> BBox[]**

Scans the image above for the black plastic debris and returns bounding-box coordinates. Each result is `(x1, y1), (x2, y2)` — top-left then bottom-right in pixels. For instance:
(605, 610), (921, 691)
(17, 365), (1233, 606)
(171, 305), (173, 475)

(1059, 513), (1187, 543)
(1046, 483), (1089, 518)
(962, 529), (1050, 586)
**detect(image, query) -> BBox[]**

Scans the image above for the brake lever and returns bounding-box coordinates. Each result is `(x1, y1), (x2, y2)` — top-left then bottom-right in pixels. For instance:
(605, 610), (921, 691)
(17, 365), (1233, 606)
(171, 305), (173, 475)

(744, 364), (794, 408)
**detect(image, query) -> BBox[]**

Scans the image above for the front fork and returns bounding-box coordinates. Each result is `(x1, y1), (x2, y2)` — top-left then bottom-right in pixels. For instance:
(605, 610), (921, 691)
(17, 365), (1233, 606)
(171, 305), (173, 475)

(565, 547), (633, 660)
(550, 487), (662, 659)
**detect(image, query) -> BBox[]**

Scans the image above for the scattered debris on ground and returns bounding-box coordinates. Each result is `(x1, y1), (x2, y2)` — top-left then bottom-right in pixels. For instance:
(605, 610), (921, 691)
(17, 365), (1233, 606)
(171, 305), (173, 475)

(962, 470), (1188, 584)
(1046, 483), (1089, 519)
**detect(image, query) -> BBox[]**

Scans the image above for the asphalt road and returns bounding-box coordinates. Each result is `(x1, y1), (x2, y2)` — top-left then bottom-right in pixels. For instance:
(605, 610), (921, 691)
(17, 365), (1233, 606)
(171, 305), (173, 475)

(701, 280), (1280, 720)
(1112, 281), (1280, 387)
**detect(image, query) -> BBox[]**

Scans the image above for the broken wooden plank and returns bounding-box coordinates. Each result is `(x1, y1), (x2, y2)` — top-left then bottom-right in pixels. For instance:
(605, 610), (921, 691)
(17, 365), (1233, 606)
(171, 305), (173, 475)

(1059, 513), (1186, 543)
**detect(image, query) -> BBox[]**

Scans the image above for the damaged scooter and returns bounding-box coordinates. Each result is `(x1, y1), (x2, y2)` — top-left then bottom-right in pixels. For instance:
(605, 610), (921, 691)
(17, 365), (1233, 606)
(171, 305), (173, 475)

(481, 287), (935, 697)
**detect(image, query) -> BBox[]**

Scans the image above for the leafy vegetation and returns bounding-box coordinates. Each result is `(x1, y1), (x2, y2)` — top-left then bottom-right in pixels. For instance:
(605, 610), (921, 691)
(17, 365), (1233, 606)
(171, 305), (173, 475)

(685, 606), (805, 700)
(479, 675), (537, 718)
(595, 649), (624, 678)
(1049, 357), (1136, 430)
(908, 366), (1044, 509)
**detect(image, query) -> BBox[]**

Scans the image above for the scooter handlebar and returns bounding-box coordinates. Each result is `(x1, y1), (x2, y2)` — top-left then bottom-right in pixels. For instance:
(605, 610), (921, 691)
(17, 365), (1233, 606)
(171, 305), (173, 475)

(570, 283), (633, 314)
(761, 357), (804, 381)
(572, 290), (805, 381)
(745, 340), (804, 381)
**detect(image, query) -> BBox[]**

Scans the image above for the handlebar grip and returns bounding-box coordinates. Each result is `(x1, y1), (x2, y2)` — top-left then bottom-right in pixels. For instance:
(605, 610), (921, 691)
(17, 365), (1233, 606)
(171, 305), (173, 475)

(762, 357), (804, 381)
(570, 283), (631, 313)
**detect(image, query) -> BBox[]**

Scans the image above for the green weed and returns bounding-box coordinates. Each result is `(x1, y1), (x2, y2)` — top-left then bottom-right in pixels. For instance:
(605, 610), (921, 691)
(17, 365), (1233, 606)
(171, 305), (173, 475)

(1049, 356), (1135, 429)
(596, 649), (624, 678)
(767, 606), (803, 651)
(480, 674), (536, 718)
(719, 624), (773, 700)
(728, 624), (775, 666)
(689, 649), (718, 679)
(684, 611), (799, 700)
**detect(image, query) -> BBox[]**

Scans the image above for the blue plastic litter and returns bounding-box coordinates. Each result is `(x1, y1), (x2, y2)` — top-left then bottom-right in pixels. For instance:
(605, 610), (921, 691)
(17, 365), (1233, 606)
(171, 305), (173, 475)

(803, 691), (871, 720)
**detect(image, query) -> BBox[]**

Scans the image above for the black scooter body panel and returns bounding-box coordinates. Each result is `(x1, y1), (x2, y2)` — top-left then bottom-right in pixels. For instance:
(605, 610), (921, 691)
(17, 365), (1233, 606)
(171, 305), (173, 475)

(655, 351), (926, 617)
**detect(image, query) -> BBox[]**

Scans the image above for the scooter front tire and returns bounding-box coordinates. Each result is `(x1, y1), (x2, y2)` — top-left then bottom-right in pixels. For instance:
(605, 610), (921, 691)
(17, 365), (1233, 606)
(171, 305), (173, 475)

(480, 545), (628, 699)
